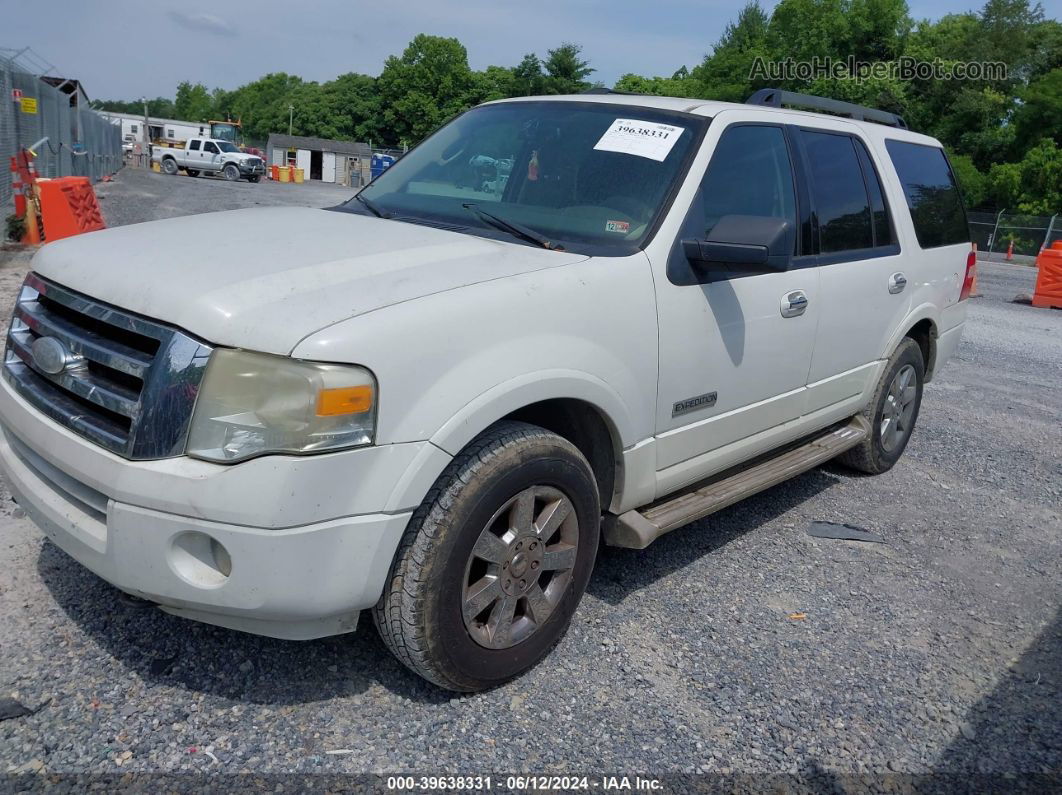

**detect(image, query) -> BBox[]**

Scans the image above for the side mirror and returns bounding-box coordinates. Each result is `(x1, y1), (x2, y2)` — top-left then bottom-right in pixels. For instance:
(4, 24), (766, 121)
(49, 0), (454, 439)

(683, 215), (792, 271)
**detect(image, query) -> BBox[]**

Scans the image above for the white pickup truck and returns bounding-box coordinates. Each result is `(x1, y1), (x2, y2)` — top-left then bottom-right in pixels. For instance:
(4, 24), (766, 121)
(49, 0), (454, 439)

(1, 90), (972, 691)
(153, 137), (265, 182)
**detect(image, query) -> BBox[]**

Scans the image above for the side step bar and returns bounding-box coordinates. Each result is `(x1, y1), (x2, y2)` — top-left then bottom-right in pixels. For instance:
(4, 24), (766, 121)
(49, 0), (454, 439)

(605, 416), (870, 549)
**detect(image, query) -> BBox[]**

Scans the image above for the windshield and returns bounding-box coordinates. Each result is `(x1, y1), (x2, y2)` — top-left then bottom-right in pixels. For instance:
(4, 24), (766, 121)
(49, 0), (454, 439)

(216, 141), (239, 153)
(340, 101), (705, 253)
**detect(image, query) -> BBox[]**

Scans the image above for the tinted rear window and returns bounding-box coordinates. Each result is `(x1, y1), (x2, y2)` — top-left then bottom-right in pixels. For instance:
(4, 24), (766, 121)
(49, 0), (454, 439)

(802, 131), (873, 253)
(885, 140), (969, 248)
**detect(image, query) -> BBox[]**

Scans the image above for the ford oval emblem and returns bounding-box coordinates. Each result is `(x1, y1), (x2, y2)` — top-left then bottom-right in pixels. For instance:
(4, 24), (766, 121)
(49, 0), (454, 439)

(30, 336), (76, 375)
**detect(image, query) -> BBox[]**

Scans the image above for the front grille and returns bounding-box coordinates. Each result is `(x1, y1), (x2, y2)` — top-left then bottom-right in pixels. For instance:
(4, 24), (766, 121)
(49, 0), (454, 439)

(3, 273), (213, 459)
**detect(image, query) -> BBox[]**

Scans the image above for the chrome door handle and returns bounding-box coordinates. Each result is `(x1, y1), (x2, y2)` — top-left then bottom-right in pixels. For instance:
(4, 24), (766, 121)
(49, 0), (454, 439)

(780, 290), (808, 318)
(889, 272), (907, 294)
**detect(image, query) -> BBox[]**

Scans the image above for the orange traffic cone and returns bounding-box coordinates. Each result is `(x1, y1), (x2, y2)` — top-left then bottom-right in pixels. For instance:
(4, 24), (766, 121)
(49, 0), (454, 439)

(970, 243), (979, 296)
(1006, 240), (1014, 261)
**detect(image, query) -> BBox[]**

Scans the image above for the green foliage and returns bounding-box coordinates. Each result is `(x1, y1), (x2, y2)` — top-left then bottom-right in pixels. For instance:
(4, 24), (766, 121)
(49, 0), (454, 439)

(102, 7), (1058, 212)
(542, 43), (595, 94)
(949, 152), (988, 207)
(173, 81), (214, 123)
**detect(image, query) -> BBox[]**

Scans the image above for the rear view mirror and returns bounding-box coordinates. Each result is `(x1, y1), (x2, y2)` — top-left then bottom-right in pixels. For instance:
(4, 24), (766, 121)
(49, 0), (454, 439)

(683, 215), (793, 271)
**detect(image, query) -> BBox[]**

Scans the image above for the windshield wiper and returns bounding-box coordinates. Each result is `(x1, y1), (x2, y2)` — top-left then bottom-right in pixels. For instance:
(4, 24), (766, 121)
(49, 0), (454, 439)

(353, 192), (390, 219)
(463, 203), (562, 251)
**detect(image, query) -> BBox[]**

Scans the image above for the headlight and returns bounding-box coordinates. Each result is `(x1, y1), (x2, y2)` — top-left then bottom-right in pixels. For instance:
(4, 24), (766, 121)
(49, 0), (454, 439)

(186, 349), (377, 463)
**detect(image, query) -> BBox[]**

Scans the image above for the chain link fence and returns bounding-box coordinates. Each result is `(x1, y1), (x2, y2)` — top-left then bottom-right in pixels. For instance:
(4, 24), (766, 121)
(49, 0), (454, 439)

(1, 49), (122, 216)
(969, 210), (1060, 263)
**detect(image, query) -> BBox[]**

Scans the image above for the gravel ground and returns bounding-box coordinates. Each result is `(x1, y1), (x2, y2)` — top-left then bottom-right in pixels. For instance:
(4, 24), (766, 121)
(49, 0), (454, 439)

(0, 171), (1059, 787)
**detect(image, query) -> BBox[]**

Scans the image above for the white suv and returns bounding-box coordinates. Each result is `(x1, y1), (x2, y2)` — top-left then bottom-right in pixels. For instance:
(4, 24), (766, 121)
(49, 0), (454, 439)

(0, 89), (973, 691)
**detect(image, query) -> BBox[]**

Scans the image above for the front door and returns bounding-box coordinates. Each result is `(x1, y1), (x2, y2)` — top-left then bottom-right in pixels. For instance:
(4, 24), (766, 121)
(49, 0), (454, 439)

(653, 117), (819, 482)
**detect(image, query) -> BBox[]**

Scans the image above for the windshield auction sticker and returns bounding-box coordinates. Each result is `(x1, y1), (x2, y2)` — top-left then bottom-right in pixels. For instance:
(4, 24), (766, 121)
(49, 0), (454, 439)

(593, 118), (684, 161)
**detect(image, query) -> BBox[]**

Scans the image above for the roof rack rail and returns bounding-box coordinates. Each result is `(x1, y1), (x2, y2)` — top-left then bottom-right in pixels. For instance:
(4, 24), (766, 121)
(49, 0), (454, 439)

(581, 87), (642, 96)
(746, 88), (908, 129)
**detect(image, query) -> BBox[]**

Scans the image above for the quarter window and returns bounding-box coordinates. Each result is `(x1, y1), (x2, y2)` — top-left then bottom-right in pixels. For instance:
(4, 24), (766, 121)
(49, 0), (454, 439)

(885, 140), (969, 248)
(801, 131), (873, 253)
(698, 125), (796, 246)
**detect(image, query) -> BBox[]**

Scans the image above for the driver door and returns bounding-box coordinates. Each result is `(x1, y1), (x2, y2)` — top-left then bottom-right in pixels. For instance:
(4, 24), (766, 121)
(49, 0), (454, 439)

(203, 141), (220, 171)
(652, 117), (819, 487)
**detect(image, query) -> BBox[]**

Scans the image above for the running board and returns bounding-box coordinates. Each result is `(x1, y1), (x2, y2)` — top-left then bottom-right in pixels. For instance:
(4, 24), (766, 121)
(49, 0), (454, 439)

(605, 416), (870, 549)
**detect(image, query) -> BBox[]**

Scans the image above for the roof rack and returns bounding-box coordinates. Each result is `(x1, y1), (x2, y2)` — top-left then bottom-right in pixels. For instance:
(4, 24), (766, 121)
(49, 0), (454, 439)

(581, 87), (643, 96)
(746, 88), (907, 129)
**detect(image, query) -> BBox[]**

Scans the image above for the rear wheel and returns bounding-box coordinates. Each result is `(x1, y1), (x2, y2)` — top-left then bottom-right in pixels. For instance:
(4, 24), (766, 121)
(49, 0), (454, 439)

(222, 163), (240, 181)
(161, 158), (178, 175)
(839, 337), (924, 475)
(185, 169), (199, 177)
(373, 421), (600, 691)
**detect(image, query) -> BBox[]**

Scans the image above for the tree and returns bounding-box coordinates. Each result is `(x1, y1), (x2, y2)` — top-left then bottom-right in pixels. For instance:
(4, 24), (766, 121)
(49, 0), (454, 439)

(376, 34), (476, 143)
(173, 81), (214, 122)
(543, 43), (594, 94)
(1012, 68), (1062, 153)
(689, 2), (770, 101)
(949, 153), (988, 207)
(513, 53), (546, 96)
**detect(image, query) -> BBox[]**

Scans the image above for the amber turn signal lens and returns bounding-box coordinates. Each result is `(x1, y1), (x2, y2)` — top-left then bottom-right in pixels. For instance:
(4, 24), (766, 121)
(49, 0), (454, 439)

(316, 385), (374, 416)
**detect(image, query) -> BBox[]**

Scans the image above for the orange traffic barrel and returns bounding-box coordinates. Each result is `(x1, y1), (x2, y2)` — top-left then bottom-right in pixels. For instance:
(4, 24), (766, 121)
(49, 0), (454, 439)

(35, 177), (105, 242)
(1032, 241), (1062, 309)
(278, 166), (290, 183)
(270, 164), (279, 181)
(293, 168), (304, 184)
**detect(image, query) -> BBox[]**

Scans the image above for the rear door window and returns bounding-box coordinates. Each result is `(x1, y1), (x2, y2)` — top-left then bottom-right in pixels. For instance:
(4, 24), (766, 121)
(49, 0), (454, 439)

(884, 140), (969, 248)
(801, 130), (873, 253)
(189, 140), (201, 151)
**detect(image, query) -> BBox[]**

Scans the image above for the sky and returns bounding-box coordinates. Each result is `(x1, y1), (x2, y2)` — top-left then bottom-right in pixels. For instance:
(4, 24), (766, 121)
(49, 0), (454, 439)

(4, 0), (1005, 101)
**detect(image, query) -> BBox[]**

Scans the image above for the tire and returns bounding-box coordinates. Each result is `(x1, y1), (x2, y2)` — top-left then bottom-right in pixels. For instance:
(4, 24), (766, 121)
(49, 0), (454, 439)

(247, 175), (261, 183)
(839, 337), (924, 475)
(222, 163), (240, 181)
(186, 169), (199, 178)
(161, 158), (178, 175)
(374, 421), (600, 692)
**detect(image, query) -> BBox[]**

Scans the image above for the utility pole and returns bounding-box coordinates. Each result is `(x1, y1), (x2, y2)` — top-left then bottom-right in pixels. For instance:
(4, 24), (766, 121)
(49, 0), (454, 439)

(288, 105), (294, 136)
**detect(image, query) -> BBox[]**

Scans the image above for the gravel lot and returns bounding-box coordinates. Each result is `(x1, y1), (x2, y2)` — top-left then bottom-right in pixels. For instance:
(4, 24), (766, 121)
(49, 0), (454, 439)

(0, 167), (1059, 786)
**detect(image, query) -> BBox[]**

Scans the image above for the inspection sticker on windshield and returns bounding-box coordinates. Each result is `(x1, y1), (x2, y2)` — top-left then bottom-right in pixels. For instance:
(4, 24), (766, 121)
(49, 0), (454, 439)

(594, 118), (684, 161)
(605, 219), (630, 233)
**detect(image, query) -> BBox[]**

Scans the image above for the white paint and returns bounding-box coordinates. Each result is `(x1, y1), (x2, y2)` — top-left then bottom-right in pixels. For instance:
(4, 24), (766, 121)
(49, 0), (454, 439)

(295, 148), (311, 177)
(322, 151), (336, 183)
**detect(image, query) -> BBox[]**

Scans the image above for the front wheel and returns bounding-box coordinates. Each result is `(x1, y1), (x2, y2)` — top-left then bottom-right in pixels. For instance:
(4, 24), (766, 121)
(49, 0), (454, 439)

(247, 175), (261, 183)
(374, 421), (600, 692)
(222, 163), (240, 181)
(839, 337), (924, 474)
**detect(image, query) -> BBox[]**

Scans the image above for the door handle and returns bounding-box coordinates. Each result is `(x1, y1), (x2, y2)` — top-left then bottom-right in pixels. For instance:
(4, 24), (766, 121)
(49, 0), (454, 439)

(889, 272), (907, 294)
(780, 290), (808, 318)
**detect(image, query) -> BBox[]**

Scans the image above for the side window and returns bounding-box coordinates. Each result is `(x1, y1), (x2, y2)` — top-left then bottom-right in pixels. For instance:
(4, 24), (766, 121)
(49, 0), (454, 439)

(189, 140), (201, 151)
(167, 129), (175, 139)
(801, 130), (873, 253)
(204, 142), (219, 154)
(699, 125), (796, 247)
(853, 140), (893, 247)
(130, 124), (138, 134)
(885, 140), (969, 248)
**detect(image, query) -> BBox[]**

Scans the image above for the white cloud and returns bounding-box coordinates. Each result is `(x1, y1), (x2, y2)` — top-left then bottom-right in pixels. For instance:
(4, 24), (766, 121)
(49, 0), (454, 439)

(168, 10), (237, 37)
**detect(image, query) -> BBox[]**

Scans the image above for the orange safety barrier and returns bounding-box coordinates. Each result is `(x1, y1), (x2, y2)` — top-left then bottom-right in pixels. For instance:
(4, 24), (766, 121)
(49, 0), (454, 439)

(35, 177), (106, 242)
(1031, 241), (1062, 310)
(270, 164), (280, 181)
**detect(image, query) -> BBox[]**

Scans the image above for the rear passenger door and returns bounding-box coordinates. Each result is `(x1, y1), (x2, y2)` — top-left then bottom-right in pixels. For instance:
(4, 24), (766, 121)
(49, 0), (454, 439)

(799, 126), (910, 411)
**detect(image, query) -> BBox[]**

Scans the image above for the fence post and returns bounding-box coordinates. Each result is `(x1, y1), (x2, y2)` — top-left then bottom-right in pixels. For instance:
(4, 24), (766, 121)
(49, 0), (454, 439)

(1044, 215), (1058, 253)
(987, 208), (1005, 257)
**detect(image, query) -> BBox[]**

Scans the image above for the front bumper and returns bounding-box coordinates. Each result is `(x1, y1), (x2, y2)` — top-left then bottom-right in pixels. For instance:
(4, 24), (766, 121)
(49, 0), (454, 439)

(0, 379), (438, 640)
(239, 161), (266, 176)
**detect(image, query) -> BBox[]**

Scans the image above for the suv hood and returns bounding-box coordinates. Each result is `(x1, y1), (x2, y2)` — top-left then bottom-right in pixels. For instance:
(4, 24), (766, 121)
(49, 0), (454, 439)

(31, 207), (587, 354)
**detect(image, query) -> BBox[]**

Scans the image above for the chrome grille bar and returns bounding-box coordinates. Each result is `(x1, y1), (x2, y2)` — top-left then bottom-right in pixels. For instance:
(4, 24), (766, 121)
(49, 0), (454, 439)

(3, 274), (213, 460)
